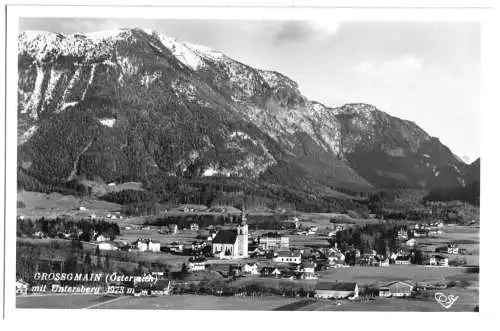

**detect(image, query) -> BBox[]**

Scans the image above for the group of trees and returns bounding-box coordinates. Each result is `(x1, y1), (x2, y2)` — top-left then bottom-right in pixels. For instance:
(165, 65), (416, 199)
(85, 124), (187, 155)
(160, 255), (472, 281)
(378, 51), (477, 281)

(332, 223), (403, 256)
(424, 182), (480, 206)
(16, 217), (120, 242)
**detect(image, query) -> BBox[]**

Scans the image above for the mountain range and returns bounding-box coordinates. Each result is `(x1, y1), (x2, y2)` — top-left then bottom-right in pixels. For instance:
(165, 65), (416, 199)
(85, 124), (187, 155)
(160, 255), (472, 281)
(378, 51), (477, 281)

(17, 28), (479, 201)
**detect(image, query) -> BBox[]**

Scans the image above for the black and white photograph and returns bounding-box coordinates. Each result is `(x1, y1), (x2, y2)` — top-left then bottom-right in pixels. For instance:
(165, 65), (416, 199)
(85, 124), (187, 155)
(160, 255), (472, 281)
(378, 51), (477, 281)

(3, 2), (498, 322)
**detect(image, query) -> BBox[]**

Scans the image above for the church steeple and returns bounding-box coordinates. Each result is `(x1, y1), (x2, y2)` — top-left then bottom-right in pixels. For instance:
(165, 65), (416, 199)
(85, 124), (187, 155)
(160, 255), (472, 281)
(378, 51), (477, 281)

(237, 206), (249, 258)
(241, 206), (247, 224)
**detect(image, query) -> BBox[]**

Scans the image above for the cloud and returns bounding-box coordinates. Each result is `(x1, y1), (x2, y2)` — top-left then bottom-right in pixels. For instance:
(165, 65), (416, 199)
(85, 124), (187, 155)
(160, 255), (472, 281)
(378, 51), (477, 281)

(272, 20), (341, 46)
(354, 54), (425, 84)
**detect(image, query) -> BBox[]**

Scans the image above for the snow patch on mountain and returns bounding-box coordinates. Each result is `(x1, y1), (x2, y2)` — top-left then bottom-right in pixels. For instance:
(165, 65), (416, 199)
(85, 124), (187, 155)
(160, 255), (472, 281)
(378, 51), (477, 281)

(99, 118), (116, 128)
(60, 101), (79, 112)
(26, 65), (45, 119)
(20, 125), (38, 144)
(81, 63), (97, 100)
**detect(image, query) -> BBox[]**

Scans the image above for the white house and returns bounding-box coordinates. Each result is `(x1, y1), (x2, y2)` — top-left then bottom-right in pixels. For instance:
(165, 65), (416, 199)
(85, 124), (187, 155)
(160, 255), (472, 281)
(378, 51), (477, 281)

(430, 255), (449, 267)
(133, 239), (161, 252)
(378, 281), (413, 297)
(299, 262), (317, 280)
(32, 230), (47, 239)
(95, 234), (110, 242)
(447, 243), (459, 255)
(379, 258), (390, 267)
(397, 229), (408, 240)
(260, 267), (281, 277)
(395, 256), (412, 265)
(273, 251), (301, 264)
(242, 263), (259, 275)
(406, 239), (417, 247)
(259, 232), (289, 251)
(188, 257), (206, 271)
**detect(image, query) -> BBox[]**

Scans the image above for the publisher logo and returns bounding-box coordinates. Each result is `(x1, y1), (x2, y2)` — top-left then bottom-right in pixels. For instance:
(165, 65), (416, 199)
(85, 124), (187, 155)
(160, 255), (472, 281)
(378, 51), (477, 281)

(434, 292), (459, 309)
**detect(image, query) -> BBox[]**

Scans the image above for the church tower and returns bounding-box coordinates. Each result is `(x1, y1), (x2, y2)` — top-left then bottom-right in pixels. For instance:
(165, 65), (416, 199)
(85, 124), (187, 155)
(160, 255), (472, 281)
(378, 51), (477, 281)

(237, 207), (249, 258)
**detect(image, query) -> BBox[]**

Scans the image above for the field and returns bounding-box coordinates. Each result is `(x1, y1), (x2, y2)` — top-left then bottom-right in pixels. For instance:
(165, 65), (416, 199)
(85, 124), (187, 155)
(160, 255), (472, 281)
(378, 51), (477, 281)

(17, 191), (122, 219)
(16, 294), (302, 310)
(16, 289), (477, 311)
(417, 225), (480, 266)
(16, 294), (119, 309)
(318, 264), (478, 286)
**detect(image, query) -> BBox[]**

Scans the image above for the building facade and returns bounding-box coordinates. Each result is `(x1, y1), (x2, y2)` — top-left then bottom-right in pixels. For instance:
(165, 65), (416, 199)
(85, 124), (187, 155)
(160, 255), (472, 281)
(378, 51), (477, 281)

(259, 232), (289, 251)
(212, 221), (248, 259)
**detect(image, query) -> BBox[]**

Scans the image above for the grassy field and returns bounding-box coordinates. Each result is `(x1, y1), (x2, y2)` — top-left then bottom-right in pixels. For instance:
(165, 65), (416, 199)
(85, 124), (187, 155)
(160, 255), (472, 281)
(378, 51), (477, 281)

(16, 294), (118, 309)
(417, 225), (480, 266)
(16, 290), (477, 311)
(16, 294), (301, 310)
(17, 191), (122, 219)
(318, 264), (478, 286)
(289, 289), (478, 312)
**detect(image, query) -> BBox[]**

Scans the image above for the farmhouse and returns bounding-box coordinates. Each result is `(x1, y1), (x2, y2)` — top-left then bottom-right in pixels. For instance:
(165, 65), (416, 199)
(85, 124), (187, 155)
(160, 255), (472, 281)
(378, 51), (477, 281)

(260, 267), (281, 278)
(169, 224), (178, 234)
(378, 257), (390, 267)
(188, 257), (207, 272)
(242, 263), (259, 275)
(32, 231), (47, 239)
(132, 239), (161, 252)
(212, 222), (248, 259)
(273, 251), (301, 264)
(315, 282), (359, 299)
(191, 241), (207, 252)
(413, 229), (429, 238)
(405, 239), (417, 247)
(378, 281), (414, 297)
(397, 229), (408, 240)
(430, 255), (449, 266)
(299, 262), (317, 280)
(395, 256), (412, 265)
(447, 243), (459, 255)
(95, 234), (111, 242)
(259, 232), (290, 251)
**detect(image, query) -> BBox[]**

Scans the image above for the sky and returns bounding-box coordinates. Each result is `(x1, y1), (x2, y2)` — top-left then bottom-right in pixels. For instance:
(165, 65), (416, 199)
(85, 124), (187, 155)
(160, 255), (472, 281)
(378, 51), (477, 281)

(19, 18), (481, 163)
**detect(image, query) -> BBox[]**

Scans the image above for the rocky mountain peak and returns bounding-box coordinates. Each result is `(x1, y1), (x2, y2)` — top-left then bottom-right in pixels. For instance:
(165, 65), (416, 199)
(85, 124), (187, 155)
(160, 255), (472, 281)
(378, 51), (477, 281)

(17, 28), (470, 192)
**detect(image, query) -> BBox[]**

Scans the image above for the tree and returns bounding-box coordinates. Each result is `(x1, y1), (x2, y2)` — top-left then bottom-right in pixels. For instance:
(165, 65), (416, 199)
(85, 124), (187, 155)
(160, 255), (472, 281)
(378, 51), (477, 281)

(180, 262), (189, 279)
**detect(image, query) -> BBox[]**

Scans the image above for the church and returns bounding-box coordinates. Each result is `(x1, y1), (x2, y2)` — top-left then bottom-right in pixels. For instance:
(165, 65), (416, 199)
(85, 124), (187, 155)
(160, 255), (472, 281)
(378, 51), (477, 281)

(212, 210), (248, 259)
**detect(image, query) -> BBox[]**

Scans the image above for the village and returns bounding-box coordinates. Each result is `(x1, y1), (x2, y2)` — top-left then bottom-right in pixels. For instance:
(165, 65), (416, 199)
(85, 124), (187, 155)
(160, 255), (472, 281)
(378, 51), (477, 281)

(15, 202), (479, 309)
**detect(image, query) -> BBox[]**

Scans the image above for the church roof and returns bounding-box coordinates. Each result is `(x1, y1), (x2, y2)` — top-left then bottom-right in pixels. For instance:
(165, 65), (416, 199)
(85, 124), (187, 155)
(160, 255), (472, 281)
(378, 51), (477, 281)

(212, 229), (238, 244)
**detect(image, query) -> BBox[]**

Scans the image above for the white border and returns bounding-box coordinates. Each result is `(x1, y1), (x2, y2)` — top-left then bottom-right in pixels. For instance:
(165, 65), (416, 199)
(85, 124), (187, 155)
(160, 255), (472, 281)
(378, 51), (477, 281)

(3, 2), (499, 330)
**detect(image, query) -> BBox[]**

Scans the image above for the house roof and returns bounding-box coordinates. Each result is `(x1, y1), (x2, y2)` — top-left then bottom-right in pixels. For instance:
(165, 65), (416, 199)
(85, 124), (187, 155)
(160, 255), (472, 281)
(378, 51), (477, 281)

(316, 282), (357, 291)
(277, 251), (301, 258)
(212, 229), (238, 244)
(261, 232), (285, 238)
(188, 256), (207, 263)
(381, 281), (414, 289)
(396, 256), (411, 260)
